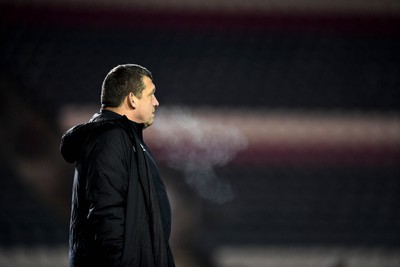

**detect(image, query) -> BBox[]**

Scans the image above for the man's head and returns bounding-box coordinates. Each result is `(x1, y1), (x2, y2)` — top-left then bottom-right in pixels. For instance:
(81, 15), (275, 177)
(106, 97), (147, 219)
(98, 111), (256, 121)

(101, 64), (153, 108)
(101, 64), (159, 127)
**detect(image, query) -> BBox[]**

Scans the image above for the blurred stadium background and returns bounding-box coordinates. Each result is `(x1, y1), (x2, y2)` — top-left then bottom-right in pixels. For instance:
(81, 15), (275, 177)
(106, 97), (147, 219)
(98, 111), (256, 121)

(1, 0), (400, 266)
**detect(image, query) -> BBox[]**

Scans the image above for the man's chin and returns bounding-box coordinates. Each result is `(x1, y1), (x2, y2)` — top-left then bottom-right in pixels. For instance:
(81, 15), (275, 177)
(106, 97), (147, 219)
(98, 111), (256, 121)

(143, 120), (154, 129)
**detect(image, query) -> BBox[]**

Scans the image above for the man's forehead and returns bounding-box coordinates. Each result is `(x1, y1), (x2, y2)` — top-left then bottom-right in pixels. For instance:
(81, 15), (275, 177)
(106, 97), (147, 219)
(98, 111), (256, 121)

(143, 76), (155, 90)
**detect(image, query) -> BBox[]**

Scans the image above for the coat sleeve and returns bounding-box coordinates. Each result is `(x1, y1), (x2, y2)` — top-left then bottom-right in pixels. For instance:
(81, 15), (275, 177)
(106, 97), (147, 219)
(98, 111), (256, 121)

(85, 128), (130, 267)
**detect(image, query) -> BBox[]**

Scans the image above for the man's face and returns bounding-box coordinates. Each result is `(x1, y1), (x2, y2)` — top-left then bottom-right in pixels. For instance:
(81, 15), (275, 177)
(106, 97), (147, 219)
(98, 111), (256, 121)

(133, 76), (159, 127)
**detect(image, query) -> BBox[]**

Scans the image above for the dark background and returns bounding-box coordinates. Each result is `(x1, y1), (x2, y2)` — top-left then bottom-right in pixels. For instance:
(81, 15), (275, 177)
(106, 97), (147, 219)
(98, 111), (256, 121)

(0, 1), (399, 266)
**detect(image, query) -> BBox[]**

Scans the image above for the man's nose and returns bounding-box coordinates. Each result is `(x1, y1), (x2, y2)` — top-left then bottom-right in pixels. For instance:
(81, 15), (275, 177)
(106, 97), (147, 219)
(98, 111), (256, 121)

(153, 96), (159, 108)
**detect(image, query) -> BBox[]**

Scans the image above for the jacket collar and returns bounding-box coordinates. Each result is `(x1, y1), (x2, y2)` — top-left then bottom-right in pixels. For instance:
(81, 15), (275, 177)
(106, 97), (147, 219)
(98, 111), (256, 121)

(99, 109), (145, 142)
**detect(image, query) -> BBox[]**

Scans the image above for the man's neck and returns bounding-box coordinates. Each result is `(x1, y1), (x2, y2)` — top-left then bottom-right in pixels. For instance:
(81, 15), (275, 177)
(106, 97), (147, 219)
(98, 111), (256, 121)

(103, 107), (144, 129)
(103, 106), (123, 115)
(104, 106), (137, 122)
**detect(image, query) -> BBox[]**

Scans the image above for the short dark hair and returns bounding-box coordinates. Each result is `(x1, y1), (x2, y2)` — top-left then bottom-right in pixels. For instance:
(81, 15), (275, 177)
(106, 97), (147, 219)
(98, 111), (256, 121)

(101, 64), (153, 108)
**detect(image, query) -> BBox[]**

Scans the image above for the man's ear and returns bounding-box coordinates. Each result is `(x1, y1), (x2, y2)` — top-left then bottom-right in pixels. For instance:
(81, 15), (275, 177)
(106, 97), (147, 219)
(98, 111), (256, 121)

(129, 93), (136, 108)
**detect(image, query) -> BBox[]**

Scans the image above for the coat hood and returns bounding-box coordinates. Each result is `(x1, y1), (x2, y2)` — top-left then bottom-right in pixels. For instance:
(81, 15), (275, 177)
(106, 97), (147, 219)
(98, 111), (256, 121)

(60, 112), (128, 163)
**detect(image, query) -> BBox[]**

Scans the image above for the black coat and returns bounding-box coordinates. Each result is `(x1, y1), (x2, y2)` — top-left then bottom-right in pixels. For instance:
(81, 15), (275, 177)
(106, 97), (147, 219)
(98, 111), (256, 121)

(60, 111), (175, 267)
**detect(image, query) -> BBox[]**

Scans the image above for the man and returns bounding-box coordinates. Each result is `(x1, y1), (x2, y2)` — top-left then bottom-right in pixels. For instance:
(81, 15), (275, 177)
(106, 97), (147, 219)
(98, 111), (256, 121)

(60, 64), (175, 267)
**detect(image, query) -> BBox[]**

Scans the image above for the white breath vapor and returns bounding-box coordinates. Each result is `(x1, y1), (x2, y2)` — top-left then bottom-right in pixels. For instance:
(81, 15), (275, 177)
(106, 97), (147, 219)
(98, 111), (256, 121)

(150, 106), (248, 204)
